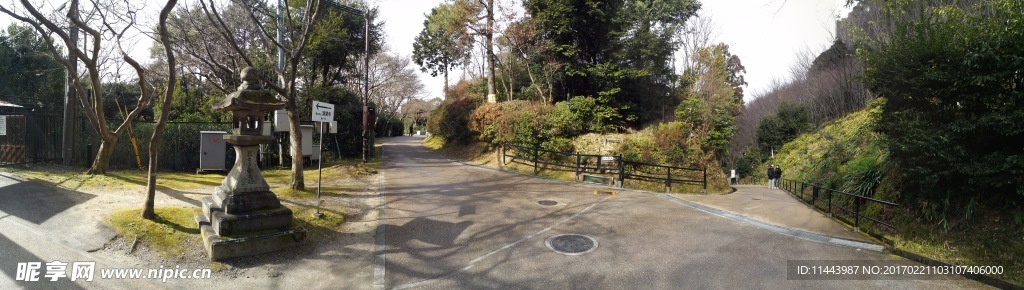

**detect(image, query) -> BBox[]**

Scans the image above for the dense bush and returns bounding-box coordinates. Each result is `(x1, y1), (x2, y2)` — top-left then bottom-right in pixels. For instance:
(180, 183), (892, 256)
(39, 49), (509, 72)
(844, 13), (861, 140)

(468, 98), (601, 148)
(548, 96), (597, 137)
(619, 133), (663, 166)
(755, 102), (812, 156)
(427, 96), (482, 144)
(468, 100), (549, 145)
(376, 116), (405, 137)
(859, 0), (1024, 205)
(619, 122), (708, 169)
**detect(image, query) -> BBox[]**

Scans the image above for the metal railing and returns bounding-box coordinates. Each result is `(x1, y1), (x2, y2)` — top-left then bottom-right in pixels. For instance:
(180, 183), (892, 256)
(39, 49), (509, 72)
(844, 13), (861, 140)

(501, 143), (706, 192)
(779, 178), (899, 239)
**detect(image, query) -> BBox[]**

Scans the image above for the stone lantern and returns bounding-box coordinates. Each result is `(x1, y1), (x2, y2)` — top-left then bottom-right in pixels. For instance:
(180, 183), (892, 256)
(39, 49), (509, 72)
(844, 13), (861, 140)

(196, 67), (306, 260)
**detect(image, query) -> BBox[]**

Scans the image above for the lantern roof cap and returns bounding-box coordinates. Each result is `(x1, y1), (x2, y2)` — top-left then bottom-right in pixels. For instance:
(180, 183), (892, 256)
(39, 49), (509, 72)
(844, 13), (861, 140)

(213, 67), (285, 112)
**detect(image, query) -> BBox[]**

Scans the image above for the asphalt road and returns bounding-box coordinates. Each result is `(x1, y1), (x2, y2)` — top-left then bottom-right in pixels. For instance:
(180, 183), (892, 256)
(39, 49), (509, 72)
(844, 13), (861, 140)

(0, 174), (153, 290)
(378, 136), (983, 289)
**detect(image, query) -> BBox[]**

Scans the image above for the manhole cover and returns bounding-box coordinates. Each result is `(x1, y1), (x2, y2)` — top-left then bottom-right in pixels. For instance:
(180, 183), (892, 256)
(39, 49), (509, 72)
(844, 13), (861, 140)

(538, 200), (558, 206)
(546, 234), (598, 255)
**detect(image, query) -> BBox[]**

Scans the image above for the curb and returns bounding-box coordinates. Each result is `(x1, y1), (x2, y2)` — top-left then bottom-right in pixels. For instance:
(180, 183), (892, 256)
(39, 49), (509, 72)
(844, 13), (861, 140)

(657, 193), (886, 251)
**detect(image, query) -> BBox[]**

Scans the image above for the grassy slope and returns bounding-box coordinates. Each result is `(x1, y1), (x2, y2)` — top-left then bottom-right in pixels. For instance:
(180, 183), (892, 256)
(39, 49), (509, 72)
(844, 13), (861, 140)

(763, 99), (1023, 285)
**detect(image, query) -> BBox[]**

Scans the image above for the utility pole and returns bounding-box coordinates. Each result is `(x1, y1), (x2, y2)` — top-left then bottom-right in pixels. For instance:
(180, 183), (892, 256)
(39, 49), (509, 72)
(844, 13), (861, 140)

(61, 3), (78, 166)
(362, 11), (369, 163)
(276, 0), (285, 166)
(324, 0), (370, 163)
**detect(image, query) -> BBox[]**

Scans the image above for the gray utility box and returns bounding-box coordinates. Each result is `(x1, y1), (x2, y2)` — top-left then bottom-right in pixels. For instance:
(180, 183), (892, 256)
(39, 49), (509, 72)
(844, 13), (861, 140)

(287, 125), (315, 157)
(199, 131), (228, 172)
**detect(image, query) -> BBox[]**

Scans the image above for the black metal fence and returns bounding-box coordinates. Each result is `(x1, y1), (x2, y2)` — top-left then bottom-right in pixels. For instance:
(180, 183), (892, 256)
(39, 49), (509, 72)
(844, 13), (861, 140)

(501, 143), (706, 192)
(779, 178), (899, 239)
(70, 120), (236, 171)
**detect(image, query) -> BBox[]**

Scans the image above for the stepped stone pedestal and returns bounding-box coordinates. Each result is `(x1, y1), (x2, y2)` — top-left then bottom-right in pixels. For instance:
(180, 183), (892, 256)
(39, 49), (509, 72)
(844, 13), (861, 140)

(195, 67), (306, 261)
(196, 136), (306, 260)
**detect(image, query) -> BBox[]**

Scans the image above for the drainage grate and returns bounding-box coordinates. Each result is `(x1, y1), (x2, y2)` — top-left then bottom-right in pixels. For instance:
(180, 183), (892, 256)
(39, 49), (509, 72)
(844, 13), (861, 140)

(537, 200), (558, 206)
(546, 234), (598, 255)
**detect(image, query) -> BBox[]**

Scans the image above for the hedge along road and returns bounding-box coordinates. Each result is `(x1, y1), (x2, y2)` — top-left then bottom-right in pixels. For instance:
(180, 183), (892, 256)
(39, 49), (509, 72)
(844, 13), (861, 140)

(376, 136), (981, 289)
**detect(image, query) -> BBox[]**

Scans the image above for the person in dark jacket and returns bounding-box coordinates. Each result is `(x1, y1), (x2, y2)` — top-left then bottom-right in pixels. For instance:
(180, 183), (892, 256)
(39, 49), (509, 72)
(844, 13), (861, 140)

(767, 165), (775, 189)
(774, 166), (783, 189)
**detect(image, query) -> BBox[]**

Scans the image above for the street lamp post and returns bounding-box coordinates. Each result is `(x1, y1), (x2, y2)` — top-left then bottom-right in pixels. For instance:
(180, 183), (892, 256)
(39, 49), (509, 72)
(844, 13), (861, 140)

(325, 1), (371, 163)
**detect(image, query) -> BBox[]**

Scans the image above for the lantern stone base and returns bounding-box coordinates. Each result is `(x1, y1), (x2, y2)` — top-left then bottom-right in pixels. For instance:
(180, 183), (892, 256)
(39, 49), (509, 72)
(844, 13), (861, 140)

(195, 203), (306, 261)
(196, 143), (306, 261)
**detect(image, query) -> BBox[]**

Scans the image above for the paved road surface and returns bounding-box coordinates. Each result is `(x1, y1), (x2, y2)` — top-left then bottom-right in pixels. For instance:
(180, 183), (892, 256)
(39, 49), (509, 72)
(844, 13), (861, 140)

(0, 174), (154, 290)
(378, 136), (982, 289)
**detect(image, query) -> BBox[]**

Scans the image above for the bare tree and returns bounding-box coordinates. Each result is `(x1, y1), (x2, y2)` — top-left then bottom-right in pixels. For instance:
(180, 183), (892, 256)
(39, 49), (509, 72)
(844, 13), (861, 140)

(677, 13), (717, 73)
(0, 0), (158, 174)
(141, 0), (179, 219)
(359, 51), (424, 136)
(167, 2), (260, 96)
(197, 0), (327, 190)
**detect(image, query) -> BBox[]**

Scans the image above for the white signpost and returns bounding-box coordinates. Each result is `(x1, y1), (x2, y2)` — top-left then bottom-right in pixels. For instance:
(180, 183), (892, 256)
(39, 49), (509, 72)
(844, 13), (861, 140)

(312, 101), (334, 122)
(311, 101), (335, 218)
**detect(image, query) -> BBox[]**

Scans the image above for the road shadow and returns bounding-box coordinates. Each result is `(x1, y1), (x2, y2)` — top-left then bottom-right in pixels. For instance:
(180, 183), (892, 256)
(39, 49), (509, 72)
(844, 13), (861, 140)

(105, 173), (204, 207)
(377, 137), (624, 289)
(387, 217), (472, 247)
(0, 174), (96, 225)
(0, 233), (86, 289)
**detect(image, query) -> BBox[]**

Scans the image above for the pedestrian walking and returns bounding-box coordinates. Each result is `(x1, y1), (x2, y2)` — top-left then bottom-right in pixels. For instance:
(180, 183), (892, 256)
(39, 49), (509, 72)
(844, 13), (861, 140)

(766, 165), (775, 189)
(774, 166), (783, 189)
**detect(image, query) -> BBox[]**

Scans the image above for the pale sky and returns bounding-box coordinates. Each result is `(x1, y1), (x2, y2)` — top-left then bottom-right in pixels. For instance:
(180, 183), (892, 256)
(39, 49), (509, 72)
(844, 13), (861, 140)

(0, 0), (848, 103)
(376, 0), (849, 103)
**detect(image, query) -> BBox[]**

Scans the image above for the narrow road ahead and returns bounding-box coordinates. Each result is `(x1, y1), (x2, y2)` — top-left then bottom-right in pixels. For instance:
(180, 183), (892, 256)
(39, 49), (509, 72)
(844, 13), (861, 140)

(378, 136), (980, 289)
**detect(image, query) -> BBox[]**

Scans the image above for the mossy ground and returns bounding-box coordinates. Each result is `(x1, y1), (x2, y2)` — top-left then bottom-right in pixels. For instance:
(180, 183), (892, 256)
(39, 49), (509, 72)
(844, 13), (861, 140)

(106, 207), (201, 259)
(0, 164), (225, 192)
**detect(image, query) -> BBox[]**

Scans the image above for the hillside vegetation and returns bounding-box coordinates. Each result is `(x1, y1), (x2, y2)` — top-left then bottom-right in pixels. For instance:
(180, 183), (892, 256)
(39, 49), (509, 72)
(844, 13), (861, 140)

(758, 99), (886, 197)
(762, 99), (1023, 284)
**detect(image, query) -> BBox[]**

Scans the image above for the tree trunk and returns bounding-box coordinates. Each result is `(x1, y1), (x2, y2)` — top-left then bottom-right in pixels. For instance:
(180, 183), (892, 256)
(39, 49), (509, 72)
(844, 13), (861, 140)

(143, 0), (178, 220)
(443, 68), (449, 99)
(87, 135), (118, 174)
(288, 109), (304, 190)
(485, 0), (496, 103)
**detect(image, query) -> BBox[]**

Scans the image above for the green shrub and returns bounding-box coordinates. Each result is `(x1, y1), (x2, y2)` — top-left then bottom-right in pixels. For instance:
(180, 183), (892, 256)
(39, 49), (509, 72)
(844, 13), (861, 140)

(860, 0), (1024, 206)
(468, 100), (550, 145)
(619, 132), (663, 165)
(427, 96), (481, 144)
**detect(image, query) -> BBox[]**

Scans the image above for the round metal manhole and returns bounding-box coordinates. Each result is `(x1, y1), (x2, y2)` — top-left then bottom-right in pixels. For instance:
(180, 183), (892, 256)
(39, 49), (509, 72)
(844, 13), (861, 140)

(537, 200), (558, 206)
(545, 234), (598, 255)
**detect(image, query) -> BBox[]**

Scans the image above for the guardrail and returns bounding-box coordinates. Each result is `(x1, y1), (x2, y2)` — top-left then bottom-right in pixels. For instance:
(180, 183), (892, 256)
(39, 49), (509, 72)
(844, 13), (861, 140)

(501, 143), (706, 192)
(779, 178), (899, 239)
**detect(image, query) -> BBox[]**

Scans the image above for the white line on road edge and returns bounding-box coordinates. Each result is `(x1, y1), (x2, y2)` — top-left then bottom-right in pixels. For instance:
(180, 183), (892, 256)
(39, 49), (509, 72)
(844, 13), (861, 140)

(658, 194), (885, 252)
(391, 196), (612, 290)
